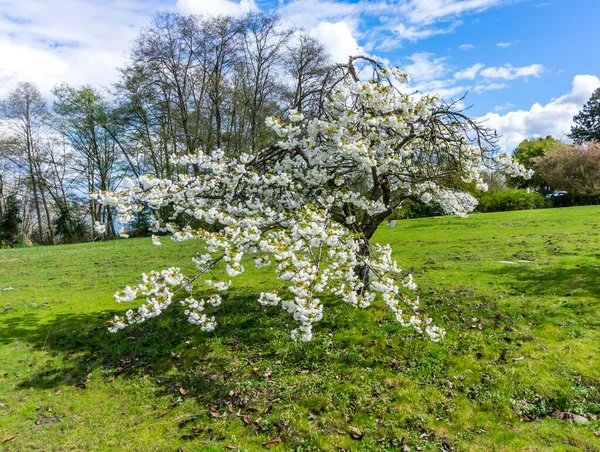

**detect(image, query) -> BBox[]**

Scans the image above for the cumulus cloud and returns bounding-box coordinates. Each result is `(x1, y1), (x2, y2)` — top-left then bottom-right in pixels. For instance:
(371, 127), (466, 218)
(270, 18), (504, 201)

(480, 64), (544, 80)
(310, 21), (362, 64)
(481, 75), (600, 151)
(459, 44), (475, 50)
(403, 52), (449, 81)
(0, 0), (163, 96)
(0, 39), (68, 93)
(454, 63), (485, 80)
(176, 0), (258, 17)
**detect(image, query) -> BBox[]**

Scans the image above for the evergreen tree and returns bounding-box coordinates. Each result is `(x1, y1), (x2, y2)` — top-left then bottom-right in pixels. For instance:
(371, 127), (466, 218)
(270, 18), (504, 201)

(0, 195), (22, 247)
(569, 87), (600, 143)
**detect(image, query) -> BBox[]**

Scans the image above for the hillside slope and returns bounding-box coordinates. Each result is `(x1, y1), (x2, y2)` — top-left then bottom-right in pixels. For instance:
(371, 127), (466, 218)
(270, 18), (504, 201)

(1, 206), (599, 450)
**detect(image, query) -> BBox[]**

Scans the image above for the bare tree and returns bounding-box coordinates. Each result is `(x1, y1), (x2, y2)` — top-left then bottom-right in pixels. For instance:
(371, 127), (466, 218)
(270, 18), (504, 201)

(53, 84), (122, 238)
(2, 83), (54, 243)
(285, 32), (331, 114)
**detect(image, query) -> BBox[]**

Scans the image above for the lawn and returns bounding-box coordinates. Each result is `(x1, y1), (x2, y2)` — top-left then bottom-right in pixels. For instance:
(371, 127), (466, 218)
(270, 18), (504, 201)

(0, 206), (599, 451)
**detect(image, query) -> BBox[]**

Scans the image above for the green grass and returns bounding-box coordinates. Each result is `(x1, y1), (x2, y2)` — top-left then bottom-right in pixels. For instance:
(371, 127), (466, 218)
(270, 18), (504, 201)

(1, 206), (599, 451)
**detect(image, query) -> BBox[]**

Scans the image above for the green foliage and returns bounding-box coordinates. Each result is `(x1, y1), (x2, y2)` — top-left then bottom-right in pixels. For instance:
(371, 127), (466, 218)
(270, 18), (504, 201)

(511, 136), (560, 190)
(513, 136), (560, 167)
(569, 87), (600, 143)
(53, 204), (90, 244)
(477, 190), (550, 212)
(391, 201), (445, 219)
(0, 195), (22, 247)
(1, 207), (600, 450)
(533, 142), (600, 204)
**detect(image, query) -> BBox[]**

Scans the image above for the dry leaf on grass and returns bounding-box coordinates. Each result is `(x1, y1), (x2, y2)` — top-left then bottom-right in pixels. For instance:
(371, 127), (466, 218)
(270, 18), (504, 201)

(262, 436), (282, 448)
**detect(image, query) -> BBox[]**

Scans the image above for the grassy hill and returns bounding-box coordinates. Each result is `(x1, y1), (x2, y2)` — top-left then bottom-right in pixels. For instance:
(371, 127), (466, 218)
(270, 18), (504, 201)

(0, 206), (599, 451)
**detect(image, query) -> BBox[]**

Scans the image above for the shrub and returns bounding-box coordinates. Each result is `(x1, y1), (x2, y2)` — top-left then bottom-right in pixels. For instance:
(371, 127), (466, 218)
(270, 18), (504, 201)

(477, 190), (550, 212)
(390, 201), (446, 219)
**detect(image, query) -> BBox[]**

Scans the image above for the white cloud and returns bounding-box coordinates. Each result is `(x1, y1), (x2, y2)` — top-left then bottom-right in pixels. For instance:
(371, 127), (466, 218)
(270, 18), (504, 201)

(454, 63), (485, 80)
(494, 102), (515, 112)
(403, 52), (449, 81)
(279, 0), (513, 48)
(473, 82), (508, 93)
(496, 40), (520, 48)
(0, 0), (164, 97)
(310, 22), (362, 64)
(480, 64), (544, 80)
(459, 44), (475, 50)
(481, 75), (600, 151)
(390, 22), (456, 44)
(176, 0), (258, 17)
(398, 0), (507, 25)
(0, 39), (69, 93)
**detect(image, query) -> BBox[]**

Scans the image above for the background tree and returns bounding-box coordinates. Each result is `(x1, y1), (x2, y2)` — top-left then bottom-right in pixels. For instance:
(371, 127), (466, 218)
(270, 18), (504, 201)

(533, 141), (600, 203)
(1, 83), (54, 244)
(284, 32), (331, 115)
(511, 136), (561, 191)
(569, 87), (600, 143)
(53, 84), (124, 238)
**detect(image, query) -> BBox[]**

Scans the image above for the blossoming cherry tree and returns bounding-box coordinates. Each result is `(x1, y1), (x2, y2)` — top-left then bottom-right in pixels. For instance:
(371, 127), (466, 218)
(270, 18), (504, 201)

(93, 57), (530, 342)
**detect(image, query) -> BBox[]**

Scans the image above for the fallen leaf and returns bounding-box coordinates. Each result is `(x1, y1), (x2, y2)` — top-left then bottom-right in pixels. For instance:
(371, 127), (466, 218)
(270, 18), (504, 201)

(108, 376), (115, 382)
(178, 415), (198, 429)
(349, 426), (363, 440)
(333, 428), (346, 435)
(262, 405), (273, 415)
(308, 413), (317, 420)
(264, 368), (272, 379)
(54, 390), (62, 395)
(513, 357), (525, 362)
(225, 446), (237, 450)
(262, 436), (282, 448)
(75, 383), (86, 390)
(156, 410), (171, 418)
(179, 387), (187, 395)
(3, 433), (18, 443)
(209, 408), (226, 418)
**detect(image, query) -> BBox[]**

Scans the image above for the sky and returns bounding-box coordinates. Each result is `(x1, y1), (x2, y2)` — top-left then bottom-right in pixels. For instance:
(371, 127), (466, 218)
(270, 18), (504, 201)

(0, 0), (599, 151)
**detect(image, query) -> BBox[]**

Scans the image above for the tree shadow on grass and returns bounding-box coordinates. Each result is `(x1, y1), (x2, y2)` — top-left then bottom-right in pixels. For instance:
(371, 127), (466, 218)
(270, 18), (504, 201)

(491, 264), (600, 298)
(2, 291), (412, 406)
(488, 264), (600, 326)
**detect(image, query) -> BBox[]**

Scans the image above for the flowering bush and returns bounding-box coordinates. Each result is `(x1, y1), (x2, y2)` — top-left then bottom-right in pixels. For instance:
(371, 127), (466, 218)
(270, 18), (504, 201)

(93, 57), (530, 343)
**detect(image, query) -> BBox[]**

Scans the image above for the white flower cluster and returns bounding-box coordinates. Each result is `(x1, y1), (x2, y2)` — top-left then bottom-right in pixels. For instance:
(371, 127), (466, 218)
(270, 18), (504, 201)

(95, 60), (531, 344)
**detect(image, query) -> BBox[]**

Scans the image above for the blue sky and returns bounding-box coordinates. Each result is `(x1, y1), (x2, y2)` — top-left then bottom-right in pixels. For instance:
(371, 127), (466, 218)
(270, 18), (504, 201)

(1, 0), (599, 150)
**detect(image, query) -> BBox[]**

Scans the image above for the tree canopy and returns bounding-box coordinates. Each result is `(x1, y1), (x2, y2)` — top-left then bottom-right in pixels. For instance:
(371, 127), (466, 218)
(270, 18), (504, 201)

(569, 87), (600, 143)
(93, 57), (529, 343)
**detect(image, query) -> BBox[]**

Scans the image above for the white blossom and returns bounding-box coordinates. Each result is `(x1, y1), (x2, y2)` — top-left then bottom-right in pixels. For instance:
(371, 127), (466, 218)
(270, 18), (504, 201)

(97, 58), (530, 344)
